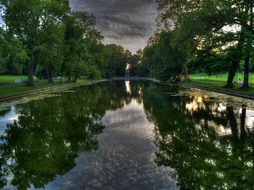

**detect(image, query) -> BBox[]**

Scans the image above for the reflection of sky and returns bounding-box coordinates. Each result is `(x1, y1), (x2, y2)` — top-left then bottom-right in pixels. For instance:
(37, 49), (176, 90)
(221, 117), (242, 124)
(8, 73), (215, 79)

(242, 109), (254, 131)
(185, 92), (254, 137)
(125, 81), (131, 94)
(0, 6), (4, 27)
(45, 99), (177, 189)
(0, 86), (254, 189)
(0, 17), (3, 27)
(0, 106), (19, 135)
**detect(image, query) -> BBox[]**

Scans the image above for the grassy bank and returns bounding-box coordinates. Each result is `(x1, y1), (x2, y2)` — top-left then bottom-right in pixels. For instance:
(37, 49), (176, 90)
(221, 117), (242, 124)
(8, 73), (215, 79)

(0, 75), (38, 85)
(188, 80), (254, 96)
(188, 73), (254, 98)
(189, 73), (254, 85)
(0, 75), (89, 97)
(1, 74), (254, 100)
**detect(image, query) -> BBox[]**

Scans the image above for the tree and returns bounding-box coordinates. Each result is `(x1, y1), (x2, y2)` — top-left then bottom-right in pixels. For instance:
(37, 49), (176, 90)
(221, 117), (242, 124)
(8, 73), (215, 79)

(0, 0), (133, 83)
(141, 31), (188, 81)
(141, 82), (254, 189)
(100, 44), (129, 77)
(63, 12), (102, 82)
(36, 0), (69, 83)
(0, 29), (28, 74)
(156, 0), (254, 88)
(1, 0), (43, 86)
(1, 0), (70, 86)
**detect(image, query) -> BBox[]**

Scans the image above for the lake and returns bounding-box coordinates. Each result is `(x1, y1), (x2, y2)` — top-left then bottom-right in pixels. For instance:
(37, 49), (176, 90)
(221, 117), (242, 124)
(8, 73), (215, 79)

(0, 81), (254, 190)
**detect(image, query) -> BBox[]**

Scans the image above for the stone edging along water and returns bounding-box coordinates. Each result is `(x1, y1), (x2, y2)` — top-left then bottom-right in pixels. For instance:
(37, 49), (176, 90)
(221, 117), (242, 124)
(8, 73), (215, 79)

(0, 80), (107, 103)
(0, 78), (253, 103)
(181, 82), (254, 100)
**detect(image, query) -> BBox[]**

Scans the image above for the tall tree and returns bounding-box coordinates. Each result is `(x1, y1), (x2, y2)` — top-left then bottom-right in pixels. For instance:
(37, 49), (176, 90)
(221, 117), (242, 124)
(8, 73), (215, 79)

(2, 0), (42, 86)
(63, 12), (102, 82)
(1, 0), (69, 86)
(156, 0), (254, 88)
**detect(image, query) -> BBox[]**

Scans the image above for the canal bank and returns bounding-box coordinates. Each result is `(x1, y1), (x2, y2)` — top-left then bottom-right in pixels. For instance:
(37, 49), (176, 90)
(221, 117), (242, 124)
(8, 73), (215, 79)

(1, 77), (254, 104)
(181, 82), (254, 100)
(0, 79), (107, 103)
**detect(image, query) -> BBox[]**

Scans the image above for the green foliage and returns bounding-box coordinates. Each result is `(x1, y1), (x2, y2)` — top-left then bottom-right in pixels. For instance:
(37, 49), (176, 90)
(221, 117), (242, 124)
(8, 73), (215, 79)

(188, 51), (228, 74)
(85, 64), (102, 79)
(129, 49), (148, 77)
(141, 31), (187, 81)
(0, 0), (127, 84)
(141, 82), (254, 189)
(96, 44), (129, 78)
(0, 81), (135, 189)
(1, 81), (254, 188)
(155, 0), (254, 86)
(0, 30), (28, 74)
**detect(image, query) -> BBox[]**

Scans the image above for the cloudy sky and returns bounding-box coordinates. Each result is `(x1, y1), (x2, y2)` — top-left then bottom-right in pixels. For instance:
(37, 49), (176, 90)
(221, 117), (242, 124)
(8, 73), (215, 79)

(69, 0), (157, 53)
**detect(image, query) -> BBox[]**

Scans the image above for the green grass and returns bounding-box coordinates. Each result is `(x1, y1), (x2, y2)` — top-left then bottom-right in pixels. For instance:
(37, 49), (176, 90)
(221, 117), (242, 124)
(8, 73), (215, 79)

(189, 73), (254, 85)
(0, 75), (89, 97)
(189, 80), (254, 96)
(0, 75), (38, 85)
(188, 73), (254, 97)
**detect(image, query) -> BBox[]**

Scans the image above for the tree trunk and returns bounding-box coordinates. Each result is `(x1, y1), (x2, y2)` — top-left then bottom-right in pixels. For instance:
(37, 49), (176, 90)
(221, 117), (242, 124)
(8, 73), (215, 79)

(226, 107), (238, 140)
(60, 68), (64, 84)
(225, 59), (239, 88)
(183, 66), (189, 81)
(242, 1), (253, 89)
(60, 63), (65, 84)
(240, 105), (247, 140)
(242, 54), (250, 89)
(73, 73), (78, 83)
(47, 64), (53, 83)
(26, 57), (34, 86)
(175, 67), (181, 82)
(67, 75), (71, 83)
(60, 73), (63, 84)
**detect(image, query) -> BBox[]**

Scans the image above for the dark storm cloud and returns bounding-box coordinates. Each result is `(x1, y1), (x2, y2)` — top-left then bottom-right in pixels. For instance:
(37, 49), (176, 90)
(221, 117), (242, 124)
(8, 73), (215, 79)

(69, 0), (157, 52)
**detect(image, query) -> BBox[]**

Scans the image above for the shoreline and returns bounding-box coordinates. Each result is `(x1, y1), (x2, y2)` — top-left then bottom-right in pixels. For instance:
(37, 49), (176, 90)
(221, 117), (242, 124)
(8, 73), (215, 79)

(181, 82), (254, 100)
(0, 79), (107, 103)
(1, 78), (254, 103)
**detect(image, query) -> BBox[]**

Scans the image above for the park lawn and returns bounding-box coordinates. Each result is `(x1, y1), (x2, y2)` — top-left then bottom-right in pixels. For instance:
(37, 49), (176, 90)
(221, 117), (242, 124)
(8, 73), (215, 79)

(0, 75), (89, 97)
(0, 75), (38, 85)
(189, 80), (254, 96)
(189, 73), (254, 84)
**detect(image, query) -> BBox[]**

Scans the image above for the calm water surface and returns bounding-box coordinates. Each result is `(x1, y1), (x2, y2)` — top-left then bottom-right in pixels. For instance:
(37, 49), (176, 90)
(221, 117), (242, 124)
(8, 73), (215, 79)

(0, 81), (254, 190)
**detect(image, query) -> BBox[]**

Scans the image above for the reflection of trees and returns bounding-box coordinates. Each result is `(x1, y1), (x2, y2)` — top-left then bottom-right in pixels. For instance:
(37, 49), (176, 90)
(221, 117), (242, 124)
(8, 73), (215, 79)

(142, 84), (254, 190)
(0, 109), (11, 117)
(2, 81), (253, 190)
(0, 81), (143, 190)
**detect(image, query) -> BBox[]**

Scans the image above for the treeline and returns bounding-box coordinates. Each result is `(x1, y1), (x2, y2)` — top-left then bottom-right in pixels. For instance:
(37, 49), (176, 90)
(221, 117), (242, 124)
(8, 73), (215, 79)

(130, 0), (254, 88)
(0, 0), (130, 86)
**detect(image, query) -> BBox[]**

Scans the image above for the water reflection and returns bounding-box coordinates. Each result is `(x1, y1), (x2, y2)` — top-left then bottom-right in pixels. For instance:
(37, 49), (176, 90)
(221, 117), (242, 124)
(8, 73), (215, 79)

(143, 85), (254, 189)
(0, 82), (137, 189)
(0, 81), (253, 189)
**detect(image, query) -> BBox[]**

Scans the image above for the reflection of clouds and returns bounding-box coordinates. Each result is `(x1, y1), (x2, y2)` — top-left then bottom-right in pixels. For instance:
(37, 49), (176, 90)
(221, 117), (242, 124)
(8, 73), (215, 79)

(46, 99), (177, 189)
(184, 93), (254, 137)
(185, 94), (207, 114)
(239, 109), (254, 132)
(217, 103), (227, 112)
(0, 106), (19, 135)
(125, 81), (131, 94)
(218, 124), (232, 136)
